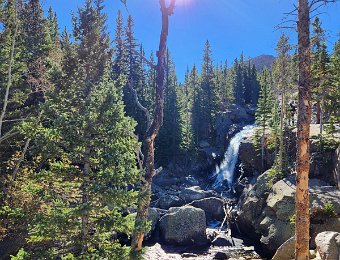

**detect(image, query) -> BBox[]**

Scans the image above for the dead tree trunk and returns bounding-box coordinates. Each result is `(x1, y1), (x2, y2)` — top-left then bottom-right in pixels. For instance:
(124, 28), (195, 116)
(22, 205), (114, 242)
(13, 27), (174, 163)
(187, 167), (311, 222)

(279, 90), (286, 174)
(295, 0), (312, 259)
(131, 0), (176, 255)
(0, 12), (19, 138)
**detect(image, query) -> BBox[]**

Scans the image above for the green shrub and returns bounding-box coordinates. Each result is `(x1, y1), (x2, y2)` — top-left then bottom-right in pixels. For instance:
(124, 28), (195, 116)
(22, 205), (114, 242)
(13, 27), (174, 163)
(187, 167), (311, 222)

(324, 202), (336, 217)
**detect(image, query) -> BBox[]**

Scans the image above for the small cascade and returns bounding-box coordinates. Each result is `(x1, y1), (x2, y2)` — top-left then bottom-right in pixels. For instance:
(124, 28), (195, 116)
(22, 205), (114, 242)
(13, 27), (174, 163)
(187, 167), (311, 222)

(212, 125), (255, 190)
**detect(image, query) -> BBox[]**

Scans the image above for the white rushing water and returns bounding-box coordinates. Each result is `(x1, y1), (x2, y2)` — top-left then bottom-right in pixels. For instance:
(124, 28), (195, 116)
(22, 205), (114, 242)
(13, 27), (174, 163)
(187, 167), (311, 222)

(212, 125), (255, 190)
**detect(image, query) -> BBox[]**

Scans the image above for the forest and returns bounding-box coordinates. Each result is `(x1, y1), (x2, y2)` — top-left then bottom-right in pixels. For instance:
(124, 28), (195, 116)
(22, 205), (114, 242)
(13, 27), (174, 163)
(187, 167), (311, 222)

(0, 0), (340, 259)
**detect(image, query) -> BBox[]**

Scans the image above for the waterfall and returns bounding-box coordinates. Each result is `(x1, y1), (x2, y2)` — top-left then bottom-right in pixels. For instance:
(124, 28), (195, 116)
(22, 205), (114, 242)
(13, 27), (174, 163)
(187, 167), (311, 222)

(212, 125), (255, 190)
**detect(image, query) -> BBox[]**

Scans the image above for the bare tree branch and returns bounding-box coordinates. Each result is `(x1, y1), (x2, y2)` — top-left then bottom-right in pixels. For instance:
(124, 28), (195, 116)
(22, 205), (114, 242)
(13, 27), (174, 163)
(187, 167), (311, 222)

(127, 81), (151, 131)
(0, 129), (19, 144)
(309, 0), (337, 9)
(131, 48), (157, 70)
(12, 138), (30, 180)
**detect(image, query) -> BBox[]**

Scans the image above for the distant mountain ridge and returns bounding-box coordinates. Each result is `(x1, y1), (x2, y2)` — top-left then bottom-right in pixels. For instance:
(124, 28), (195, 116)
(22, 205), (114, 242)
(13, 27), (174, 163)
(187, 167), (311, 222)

(249, 54), (276, 71)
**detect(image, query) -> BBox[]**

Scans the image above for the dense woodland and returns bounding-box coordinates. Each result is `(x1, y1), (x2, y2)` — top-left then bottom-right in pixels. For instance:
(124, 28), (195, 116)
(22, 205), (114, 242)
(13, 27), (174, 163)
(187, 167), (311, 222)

(0, 0), (339, 259)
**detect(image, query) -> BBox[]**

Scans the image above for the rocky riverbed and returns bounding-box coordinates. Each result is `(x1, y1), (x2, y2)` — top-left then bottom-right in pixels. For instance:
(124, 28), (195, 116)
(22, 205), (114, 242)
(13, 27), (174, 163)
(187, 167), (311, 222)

(139, 121), (340, 260)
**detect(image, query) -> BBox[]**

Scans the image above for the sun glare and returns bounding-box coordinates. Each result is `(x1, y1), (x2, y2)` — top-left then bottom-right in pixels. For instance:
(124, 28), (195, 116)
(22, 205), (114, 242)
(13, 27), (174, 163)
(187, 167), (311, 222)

(175, 0), (193, 7)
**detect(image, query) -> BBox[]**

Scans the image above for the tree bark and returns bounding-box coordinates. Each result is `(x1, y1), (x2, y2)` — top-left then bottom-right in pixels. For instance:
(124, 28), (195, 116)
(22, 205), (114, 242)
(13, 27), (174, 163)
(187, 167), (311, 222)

(295, 0), (312, 259)
(279, 91), (286, 173)
(316, 101), (321, 124)
(81, 146), (90, 254)
(12, 138), (31, 180)
(131, 0), (175, 255)
(0, 14), (19, 138)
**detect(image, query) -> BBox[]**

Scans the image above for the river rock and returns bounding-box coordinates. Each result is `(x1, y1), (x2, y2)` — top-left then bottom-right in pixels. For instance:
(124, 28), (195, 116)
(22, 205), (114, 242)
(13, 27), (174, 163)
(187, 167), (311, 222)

(213, 251), (230, 259)
(189, 197), (225, 221)
(212, 235), (244, 247)
(153, 170), (179, 188)
(159, 206), (208, 245)
(179, 186), (214, 203)
(157, 194), (184, 209)
(315, 231), (340, 260)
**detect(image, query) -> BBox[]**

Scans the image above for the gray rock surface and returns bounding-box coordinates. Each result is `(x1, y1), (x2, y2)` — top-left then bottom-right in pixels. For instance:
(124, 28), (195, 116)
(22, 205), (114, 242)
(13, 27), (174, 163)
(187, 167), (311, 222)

(212, 235), (244, 247)
(238, 135), (275, 176)
(158, 194), (184, 209)
(189, 197), (225, 221)
(237, 171), (340, 255)
(131, 208), (160, 240)
(213, 251), (230, 259)
(272, 236), (295, 260)
(159, 206), (208, 245)
(315, 231), (340, 260)
(179, 186), (215, 203)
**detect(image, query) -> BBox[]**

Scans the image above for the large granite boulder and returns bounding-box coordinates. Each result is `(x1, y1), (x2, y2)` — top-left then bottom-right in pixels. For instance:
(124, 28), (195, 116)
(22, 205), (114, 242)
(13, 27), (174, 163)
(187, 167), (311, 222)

(237, 173), (340, 255)
(159, 206), (208, 245)
(189, 197), (225, 221)
(315, 231), (340, 260)
(272, 236), (295, 260)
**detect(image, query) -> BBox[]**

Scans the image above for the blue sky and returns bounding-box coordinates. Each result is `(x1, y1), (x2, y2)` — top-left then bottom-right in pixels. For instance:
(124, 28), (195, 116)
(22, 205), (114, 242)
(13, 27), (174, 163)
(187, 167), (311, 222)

(43, 0), (340, 81)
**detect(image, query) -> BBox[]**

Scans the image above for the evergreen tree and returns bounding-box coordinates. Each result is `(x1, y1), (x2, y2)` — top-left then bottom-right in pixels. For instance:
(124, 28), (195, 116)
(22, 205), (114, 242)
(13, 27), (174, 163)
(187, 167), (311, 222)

(112, 10), (126, 80)
(20, 0), (53, 106)
(178, 67), (194, 153)
(156, 50), (181, 165)
(198, 40), (215, 140)
(255, 68), (273, 169)
(144, 51), (156, 113)
(190, 64), (201, 144)
(234, 57), (244, 105)
(272, 34), (292, 175)
(311, 17), (330, 130)
(7, 1), (139, 258)
(47, 6), (60, 45)
(328, 36), (340, 121)
(122, 15), (147, 135)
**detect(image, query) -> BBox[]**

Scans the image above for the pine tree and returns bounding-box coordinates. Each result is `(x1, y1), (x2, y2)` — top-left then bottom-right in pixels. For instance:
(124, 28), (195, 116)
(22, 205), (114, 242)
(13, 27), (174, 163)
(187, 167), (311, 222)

(8, 1), (139, 258)
(234, 57), (244, 106)
(196, 40), (215, 140)
(122, 15), (147, 135)
(47, 6), (60, 45)
(144, 51), (157, 112)
(20, 0), (53, 106)
(272, 33), (292, 175)
(0, 0), (36, 181)
(178, 68), (194, 153)
(311, 17), (330, 132)
(328, 37), (340, 121)
(190, 64), (201, 144)
(156, 50), (181, 165)
(112, 10), (127, 80)
(255, 68), (273, 169)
